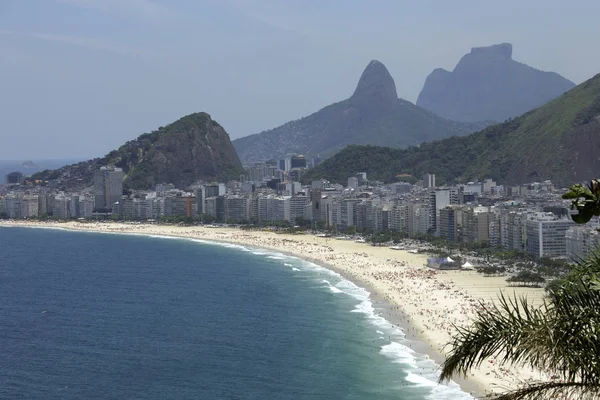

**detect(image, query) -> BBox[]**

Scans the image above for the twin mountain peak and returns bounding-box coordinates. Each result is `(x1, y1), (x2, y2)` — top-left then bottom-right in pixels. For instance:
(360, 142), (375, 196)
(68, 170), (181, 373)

(234, 43), (575, 164)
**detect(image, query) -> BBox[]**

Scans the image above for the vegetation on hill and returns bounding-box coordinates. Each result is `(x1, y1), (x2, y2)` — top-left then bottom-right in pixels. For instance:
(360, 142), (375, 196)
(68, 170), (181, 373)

(33, 113), (244, 190)
(303, 73), (600, 186)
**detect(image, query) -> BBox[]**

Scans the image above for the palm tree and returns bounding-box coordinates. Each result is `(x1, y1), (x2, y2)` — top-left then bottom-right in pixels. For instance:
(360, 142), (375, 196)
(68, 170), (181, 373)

(439, 181), (600, 399)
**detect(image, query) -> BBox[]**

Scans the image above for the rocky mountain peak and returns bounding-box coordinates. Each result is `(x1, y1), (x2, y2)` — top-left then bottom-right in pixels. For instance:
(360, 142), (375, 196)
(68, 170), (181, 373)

(469, 43), (513, 60)
(416, 43), (575, 123)
(352, 60), (398, 105)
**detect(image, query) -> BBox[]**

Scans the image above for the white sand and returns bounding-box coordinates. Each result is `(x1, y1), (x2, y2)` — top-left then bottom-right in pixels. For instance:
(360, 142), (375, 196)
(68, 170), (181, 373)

(2, 220), (551, 397)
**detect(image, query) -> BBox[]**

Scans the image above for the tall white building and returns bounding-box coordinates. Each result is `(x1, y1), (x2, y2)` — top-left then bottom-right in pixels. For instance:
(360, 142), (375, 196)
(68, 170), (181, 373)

(566, 225), (600, 261)
(4, 196), (23, 218)
(526, 213), (575, 259)
(53, 195), (70, 219)
(423, 173), (436, 188)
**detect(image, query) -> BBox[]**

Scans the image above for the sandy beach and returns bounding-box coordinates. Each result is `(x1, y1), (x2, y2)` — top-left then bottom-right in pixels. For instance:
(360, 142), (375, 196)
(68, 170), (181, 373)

(1, 220), (549, 398)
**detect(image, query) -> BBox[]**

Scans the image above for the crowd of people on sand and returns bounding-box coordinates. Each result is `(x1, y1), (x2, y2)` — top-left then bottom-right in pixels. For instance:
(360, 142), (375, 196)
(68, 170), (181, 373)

(1, 220), (548, 393)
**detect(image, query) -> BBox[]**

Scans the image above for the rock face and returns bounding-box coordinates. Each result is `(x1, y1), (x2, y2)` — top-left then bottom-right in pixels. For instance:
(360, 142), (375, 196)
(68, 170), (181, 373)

(233, 60), (486, 164)
(352, 60), (398, 107)
(34, 113), (244, 190)
(416, 43), (576, 123)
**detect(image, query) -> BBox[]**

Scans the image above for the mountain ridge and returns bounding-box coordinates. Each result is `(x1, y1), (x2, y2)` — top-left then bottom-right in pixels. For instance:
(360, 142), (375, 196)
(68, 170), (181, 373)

(233, 60), (487, 164)
(303, 72), (600, 187)
(416, 43), (576, 123)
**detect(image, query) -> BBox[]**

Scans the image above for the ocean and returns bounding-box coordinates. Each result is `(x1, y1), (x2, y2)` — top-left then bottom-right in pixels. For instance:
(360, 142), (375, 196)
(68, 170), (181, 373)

(0, 227), (472, 400)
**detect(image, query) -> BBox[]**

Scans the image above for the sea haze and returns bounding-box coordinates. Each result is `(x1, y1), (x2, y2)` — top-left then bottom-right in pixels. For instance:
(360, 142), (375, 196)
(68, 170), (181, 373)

(0, 227), (472, 399)
(0, 159), (78, 183)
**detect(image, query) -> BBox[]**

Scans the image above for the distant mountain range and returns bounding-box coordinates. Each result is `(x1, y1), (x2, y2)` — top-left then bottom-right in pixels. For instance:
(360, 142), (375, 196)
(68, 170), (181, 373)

(417, 43), (576, 123)
(0, 160), (77, 184)
(33, 113), (243, 190)
(233, 60), (487, 164)
(303, 72), (600, 187)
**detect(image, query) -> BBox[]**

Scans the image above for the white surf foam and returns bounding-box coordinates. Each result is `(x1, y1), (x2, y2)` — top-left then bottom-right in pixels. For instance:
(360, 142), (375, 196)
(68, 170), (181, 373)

(148, 234), (178, 240)
(292, 268), (300, 271)
(322, 279), (343, 294)
(283, 263), (293, 267)
(186, 238), (251, 253)
(382, 344), (474, 399)
(380, 342), (418, 368)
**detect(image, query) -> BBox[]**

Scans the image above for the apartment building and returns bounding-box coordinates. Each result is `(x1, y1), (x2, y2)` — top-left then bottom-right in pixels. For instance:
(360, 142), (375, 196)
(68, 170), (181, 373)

(566, 225), (600, 260)
(526, 213), (575, 259)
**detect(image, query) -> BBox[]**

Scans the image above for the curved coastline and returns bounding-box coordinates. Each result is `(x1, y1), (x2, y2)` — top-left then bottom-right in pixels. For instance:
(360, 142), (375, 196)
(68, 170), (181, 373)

(1, 220), (547, 398)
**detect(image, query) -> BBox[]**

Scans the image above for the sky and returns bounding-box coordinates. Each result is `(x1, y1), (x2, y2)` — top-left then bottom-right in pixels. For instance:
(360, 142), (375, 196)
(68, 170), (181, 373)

(1, 0), (600, 160)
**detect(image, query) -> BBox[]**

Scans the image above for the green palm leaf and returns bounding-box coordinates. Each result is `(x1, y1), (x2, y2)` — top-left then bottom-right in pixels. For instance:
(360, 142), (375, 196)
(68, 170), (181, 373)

(440, 281), (600, 399)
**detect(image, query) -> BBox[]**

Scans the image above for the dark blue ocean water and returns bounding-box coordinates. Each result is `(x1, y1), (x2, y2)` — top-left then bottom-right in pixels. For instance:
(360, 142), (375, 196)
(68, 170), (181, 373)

(0, 227), (471, 400)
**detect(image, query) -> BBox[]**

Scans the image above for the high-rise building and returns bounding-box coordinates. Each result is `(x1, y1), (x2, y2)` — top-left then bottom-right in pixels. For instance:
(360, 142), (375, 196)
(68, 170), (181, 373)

(195, 187), (205, 215)
(356, 172), (367, 186)
(566, 225), (600, 261)
(429, 188), (459, 234)
(53, 195), (70, 219)
(526, 213), (575, 259)
(224, 196), (249, 222)
(93, 166), (124, 212)
(347, 177), (359, 189)
(290, 155), (307, 169)
(5, 172), (24, 185)
(37, 194), (47, 216)
(462, 206), (493, 245)
(439, 206), (460, 242)
(423, 173), (436, 188)
(204, 183), (225, 198)
(278, 158), (292, 172)
(4, 196), (23, 218)
(289, 195), (309, 223)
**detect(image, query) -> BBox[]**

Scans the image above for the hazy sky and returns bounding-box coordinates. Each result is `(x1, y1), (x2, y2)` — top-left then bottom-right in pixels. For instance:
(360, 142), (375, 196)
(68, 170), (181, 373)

(1, 0), (599, 160)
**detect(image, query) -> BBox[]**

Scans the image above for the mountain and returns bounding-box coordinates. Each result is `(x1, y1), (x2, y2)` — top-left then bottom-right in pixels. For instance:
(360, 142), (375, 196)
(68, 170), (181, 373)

(416, 43), (576, 123)
(33, 113), (244, 190)
(0, 159), (78, 184)
(233, 60), (487, 164)
(303, 72), (600, 187)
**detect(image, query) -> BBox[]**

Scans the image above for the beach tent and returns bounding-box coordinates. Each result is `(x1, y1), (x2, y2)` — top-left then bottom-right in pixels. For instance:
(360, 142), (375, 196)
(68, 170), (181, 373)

(445, 257), (454, 263)
(462, 261), (473, 268)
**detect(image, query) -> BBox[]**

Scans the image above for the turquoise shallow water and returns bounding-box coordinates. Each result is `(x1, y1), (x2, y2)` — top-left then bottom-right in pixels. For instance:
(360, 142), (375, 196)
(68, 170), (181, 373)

(0, 227), (472, 399)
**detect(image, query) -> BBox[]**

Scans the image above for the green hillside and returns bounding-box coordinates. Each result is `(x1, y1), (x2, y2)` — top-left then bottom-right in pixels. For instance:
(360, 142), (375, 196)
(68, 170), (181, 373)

(33, 113), (244, 190)
(302, 73), (600, 186)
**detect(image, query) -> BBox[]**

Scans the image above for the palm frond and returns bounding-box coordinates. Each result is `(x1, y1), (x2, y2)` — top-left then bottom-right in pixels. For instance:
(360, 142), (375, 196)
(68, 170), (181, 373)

(439, 292), (550, 382)
(440, 284), (600, 390)
(492, 380), (600, 400)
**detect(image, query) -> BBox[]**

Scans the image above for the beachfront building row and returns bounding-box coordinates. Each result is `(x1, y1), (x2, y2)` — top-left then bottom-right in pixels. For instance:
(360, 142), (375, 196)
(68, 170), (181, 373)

(2, 162), (589, 260)
(0, 193), (95, 219)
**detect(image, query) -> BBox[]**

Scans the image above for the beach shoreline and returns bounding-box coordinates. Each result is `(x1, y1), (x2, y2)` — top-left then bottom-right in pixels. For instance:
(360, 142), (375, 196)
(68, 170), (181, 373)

(1, 220), (548, 398)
